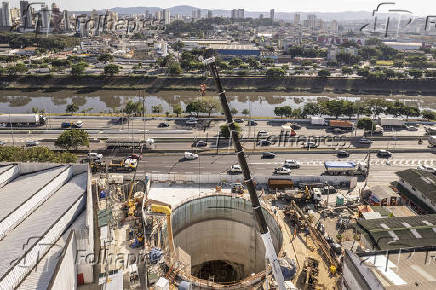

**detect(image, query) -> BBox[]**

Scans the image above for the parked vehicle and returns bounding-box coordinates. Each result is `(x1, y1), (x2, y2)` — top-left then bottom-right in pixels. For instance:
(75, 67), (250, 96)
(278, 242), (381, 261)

(359, 138), (373, 144)
(329, 120), (354, 130)
(25, 140), (40, 147)
(417, 164), (436, 174)
(336, 150), (350, 158)
(108, 158), (138, 172)
(158, 122), (169, 128)
(0, 114), (46, 127)
(311, 117), (325, 126)
(406, 125), (418, 131)
(273, 167), (291, 175)
(258, 140), (272, 146)
(283, 160), (300, 169)
(262, 152), (276, 159)
(228, 164), (243, 174)
(88, 152), (103, 161)
(324, 161), (368, 176)
(247, 120), (258, 126)
(234, 118), (244, 123)
(377, 150), (392, 158)
(184, 152), (199, 160)
(128, 154), (142, 160)
(186, 118), (198, 125)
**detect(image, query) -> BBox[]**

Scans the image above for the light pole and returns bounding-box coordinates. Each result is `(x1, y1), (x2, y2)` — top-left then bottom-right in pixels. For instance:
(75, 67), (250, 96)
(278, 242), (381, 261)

(325, 181), (330, 208)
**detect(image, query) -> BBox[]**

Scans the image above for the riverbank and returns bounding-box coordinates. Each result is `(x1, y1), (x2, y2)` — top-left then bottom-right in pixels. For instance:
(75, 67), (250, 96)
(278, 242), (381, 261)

(1, 75), (436, 96)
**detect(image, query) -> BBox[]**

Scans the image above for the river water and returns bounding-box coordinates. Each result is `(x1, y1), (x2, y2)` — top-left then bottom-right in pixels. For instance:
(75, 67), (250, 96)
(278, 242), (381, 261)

(0, 89), (434, 117)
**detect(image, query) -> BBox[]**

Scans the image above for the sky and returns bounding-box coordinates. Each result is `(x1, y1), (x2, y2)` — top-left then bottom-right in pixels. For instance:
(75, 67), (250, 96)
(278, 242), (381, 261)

(7, 0), (436, 16)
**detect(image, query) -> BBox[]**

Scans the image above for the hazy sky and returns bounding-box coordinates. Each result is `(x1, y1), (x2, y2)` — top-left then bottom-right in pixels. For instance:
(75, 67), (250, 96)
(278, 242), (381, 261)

(8, 0), (435, 16)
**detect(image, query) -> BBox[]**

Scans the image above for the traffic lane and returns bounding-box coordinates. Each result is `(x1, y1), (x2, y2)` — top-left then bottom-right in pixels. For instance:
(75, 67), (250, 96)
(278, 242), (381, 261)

(136, 152), (436, 175)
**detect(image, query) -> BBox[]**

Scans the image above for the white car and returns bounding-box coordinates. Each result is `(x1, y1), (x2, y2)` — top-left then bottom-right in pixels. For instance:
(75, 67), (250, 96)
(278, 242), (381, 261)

(283, 160), (300, 169)
(229, 164), (242, 174)
(273, 167), (291, 175)
(417, 165), (436, 173)
(186, 117), (198, 125)
(184, 152), (199, 160)
(406, 125), (418, 131)
(88, 152), (103, 160)
(257, 130), (269, 137)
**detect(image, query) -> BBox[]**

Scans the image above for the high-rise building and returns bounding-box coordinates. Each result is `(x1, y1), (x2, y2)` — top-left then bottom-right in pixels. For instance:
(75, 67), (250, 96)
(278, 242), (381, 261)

(307, 14), (316, 30)
(163, 9), (170, 25)
(40, 4), (51, 33)
(207, 10), (212, 18)
(232, 9), (244, 19)
(231, 9), (237, 19)
(259, 14), (263, 19)
(155, 10), (162, 20)
(2, 2), (10, 27)
(293, 13), (300, 25)
(20, 0), (32, 29)
(196, 9), (201, 19)
(63, 10), (70, 31)
(270, 9), (275, 21)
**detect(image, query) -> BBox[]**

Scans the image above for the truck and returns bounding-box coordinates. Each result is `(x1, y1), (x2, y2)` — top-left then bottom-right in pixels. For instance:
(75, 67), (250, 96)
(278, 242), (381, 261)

(425, 126), (436, 136)
(311, 117), (325, 126)
(378, 118), (405, 128)
(91, 158), (137, 173)
(0, 114), (46, 127)
(329, 120), (354, 130)
(324, 161), (368, 176)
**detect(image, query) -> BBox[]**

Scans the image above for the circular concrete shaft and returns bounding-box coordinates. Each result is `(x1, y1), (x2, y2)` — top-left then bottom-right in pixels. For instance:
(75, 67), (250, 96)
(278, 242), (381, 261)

(172, 195), (282, 284)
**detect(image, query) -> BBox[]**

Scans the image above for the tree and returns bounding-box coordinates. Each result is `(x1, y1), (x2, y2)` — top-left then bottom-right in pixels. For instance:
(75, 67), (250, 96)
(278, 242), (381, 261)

(230, 108), (239, 115)
(242, 108), (250, 116)
(422, 110), (436, 121)
(220, 123), (241, 138)
(403, 106), (420, 120)
(274, 106), (285, 118)
(152, 104), (163, 114)
(71, 63), (86, 76)
(366, 99), (387, 118)
(167, 61), (182, 75)
(98, 53), (114, 63)
(173, 104), (182, 117)
(55, 129), (89, 150)
(266, 68), (285, 79)
(66, 103), (79, 114)
(15, 63), (28, 74)
(303, 102), (321, 117)
(229, 57), (243, 67)
(324, 100), (345, 119)
(104, 64), (120, 76)
(357, 118), (375, 130)
(341, 66), (353, 75)
(318, 69), (330, 78)
(124, 100), (143, 115)
(408, 69), (423, 79)
(343, 101), (355, 119)
(185, 100), (204, 117)
(201, 96), (221, 117)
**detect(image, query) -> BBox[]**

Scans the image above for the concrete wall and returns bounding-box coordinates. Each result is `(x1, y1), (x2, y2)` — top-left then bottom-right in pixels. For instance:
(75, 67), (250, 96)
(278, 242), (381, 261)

(172, 195), (282, 280)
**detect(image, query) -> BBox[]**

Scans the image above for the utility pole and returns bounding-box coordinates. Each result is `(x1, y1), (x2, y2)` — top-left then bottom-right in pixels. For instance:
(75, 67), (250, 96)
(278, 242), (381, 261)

(9, 114), (14, 146)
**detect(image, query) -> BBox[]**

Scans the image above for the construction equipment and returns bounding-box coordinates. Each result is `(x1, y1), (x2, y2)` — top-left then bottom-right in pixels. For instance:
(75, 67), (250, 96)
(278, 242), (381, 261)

(150, 204), (175, 256)
(202, 56), (291, 290)
(302, 257), (319, 289)
(127, 173), (137, 216)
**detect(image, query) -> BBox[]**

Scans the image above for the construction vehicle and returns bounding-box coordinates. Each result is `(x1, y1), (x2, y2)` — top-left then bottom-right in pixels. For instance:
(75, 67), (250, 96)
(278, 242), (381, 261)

(203, 56), (291, 290)
(150, 204), (175, 255)
(324, 161), (368, 176)
(279, 186), (322, 204)
(302, 257), (319, 289)
(91, 158), (137, 173)
(231, 183), (244, 194)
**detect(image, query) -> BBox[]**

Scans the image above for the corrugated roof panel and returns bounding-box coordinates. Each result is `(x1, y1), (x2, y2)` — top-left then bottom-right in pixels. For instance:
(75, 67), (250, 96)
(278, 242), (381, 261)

(0, 173), (87, 281)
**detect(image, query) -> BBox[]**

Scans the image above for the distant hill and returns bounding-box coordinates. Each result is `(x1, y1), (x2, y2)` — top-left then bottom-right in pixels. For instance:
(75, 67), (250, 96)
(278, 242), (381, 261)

(106, 5), (373, 21)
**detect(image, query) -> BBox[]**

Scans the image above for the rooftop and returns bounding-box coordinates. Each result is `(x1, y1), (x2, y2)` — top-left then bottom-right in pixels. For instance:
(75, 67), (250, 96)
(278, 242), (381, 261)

(396, 169), (436, 205)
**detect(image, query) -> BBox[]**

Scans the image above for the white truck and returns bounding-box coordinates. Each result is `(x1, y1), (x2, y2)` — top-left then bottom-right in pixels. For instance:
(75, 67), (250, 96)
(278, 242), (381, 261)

(184, 152), (198, 160)
(0, 114), (46, 127)
(378, 118), (405, 127)
(324, 161), (368, 176)
(311, 117), (325, 126)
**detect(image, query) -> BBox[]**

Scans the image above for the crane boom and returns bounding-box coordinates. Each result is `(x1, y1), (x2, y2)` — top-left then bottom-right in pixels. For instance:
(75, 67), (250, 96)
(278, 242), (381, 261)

(202, 56), (292, 290)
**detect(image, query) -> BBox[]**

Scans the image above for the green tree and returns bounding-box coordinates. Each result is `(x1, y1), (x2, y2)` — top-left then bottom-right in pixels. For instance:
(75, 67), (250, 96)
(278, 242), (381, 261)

(173, 104), (182, 117)
(408, 69), (423, 79)
(167, 61), (182, 75)
(55, 129), (89, 150)
(274, 106), (285, 118)
(98, 53), (114, 62)
(104, 64), (120, 76)
(185, 100), (204, 117)
(220, 123), (241, 138)
(201, 96), (221, 117)
(403, 106), (420, 120)
(357, 118), (375, 130)
(266, 68), (285, 79)
(303, 102), (321, 117)
(324, 100), (345, 119)
(318, 69), (330, 78)
(230, 107), (239, 115)
(124, 100), (143, 115)
(71, 63), (86, 76)
(242, 108), (250, 116)
(152, 104), (163, 114)
(422, 110), (436, 121)
(66, 103), (79, 114)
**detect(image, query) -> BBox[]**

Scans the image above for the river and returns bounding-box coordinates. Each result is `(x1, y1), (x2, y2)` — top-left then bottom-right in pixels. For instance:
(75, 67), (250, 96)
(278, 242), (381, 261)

(0, 89), (434, 117)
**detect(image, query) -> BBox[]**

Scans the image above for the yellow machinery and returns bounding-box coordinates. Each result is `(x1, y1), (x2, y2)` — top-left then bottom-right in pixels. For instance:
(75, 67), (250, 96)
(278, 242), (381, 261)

(127, 174), (137, 216)
(151, 204), (175, 255)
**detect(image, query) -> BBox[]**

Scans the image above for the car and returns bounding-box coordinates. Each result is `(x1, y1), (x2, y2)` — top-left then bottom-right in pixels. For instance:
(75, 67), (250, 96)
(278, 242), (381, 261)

(288, 123), (301, 130)
(73, 120), (83, 128)
(406, 125), (418, 131)
(128, 154), (142, 160)
(234, 118), (244, 123)
(257, 140), (272, 146)
(333, 128), (345, 134)
(302, 141), (318, 148)
(228, 164), (243, 174)
(336, 150), (350, 158)
(359, 138), (373, 144)
(88, 152), (103, 160)
(283, 160), (300, 169)
(158, 122), (169, 128)
(262, 152), (276, 159)
(247, 120), (258, 126)
(0, 140), (4, 146)
(192, 140), (207, 147)
(186, 117), (198, 125)
(113, 117), (128, 125)
(377, 150), (392, 158)
(273, 167), (291, 175)
(257, 130), (269, 138)
(25, 140), (40, 147)
(184, 152), (198, 160)
(61, 122), (71, 129)
(417, 164), (436, 173)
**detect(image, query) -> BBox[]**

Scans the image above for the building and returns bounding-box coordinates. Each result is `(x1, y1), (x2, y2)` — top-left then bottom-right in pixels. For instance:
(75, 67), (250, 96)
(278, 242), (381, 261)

(307, 14), (316, 30)
(270, 9), (275, 21)
(155, 10), (162, 20)
(208, 44), (261, 57)
(383, 41), (422, 51)
(192, 8), (201, 20)
(1, 2), (10, 27)
(231, 9), (244, 19)
(20, 0), (33, 29)
(63, 10), (70, 31)
(207, 10), (213, 18)
(293, 13), (300, 25)
(0, 162), (94, 288)
(181, 39), (230, 50)
(163, 9), (170, 25)
(40, 4), (51, 33)
(396, 169), (436, 214)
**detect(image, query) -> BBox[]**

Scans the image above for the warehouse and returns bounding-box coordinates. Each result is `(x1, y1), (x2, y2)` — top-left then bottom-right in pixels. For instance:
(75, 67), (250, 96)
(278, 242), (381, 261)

(208, 44), (261, 57)
(0, 163), (94, 289)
